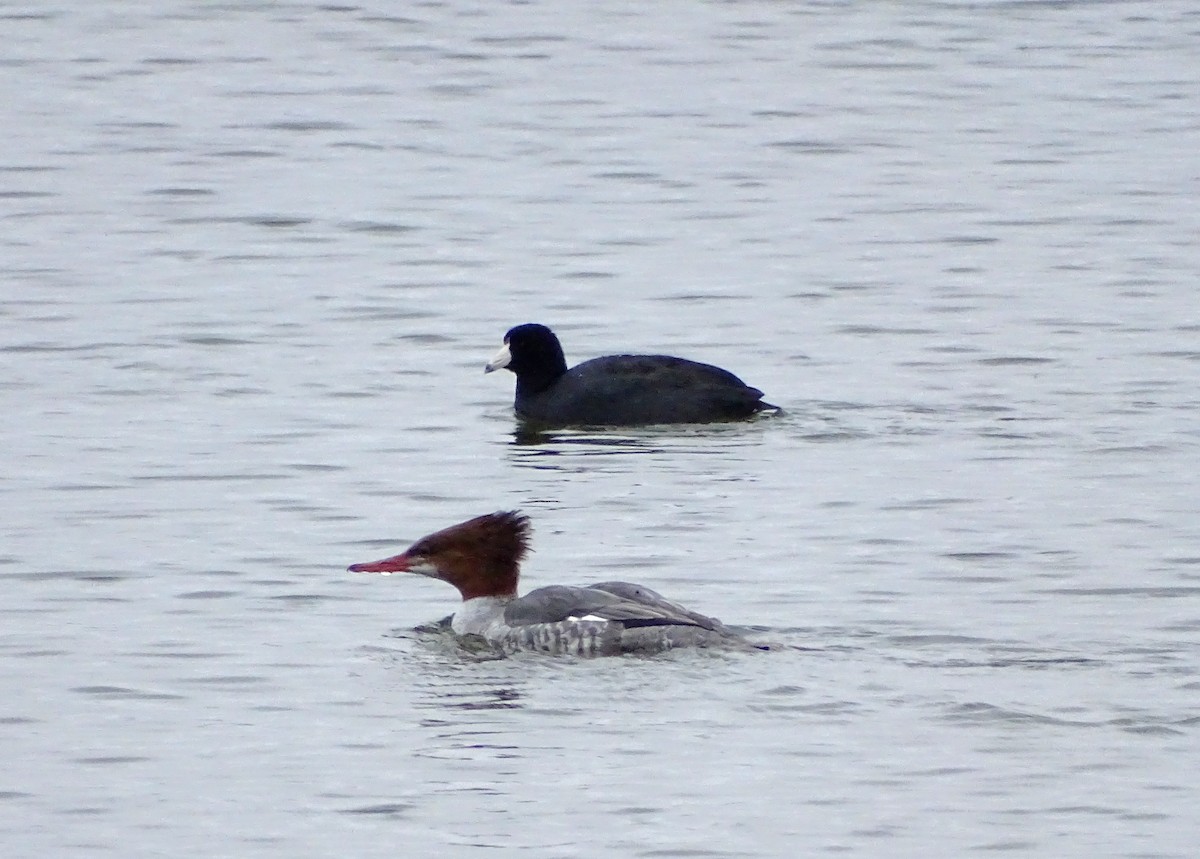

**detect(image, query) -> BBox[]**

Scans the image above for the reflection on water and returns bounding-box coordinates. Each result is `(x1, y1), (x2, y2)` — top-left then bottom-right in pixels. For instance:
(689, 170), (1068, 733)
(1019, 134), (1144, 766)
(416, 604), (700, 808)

(418, 683), (525, 714)
(509, 410), (786, 446)
(510, 427), (657, 449)
(506, 412), (794, 468)
(506, 406), (916, 469)
(447, 686), (523, 713)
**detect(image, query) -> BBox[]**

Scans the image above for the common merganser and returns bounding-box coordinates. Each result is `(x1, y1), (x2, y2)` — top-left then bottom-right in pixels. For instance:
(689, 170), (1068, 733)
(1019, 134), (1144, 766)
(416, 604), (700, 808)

(484, 323), (777, 426)
(348, 511), (761, 656)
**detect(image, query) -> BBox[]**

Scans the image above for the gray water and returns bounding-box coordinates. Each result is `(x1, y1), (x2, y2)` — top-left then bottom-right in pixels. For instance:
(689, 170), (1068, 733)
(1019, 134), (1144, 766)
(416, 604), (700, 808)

(3, 2), (1198, 856)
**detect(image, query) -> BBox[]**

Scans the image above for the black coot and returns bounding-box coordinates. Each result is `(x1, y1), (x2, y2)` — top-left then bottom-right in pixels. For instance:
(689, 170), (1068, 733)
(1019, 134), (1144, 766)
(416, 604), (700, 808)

(485, 323), (775, 426)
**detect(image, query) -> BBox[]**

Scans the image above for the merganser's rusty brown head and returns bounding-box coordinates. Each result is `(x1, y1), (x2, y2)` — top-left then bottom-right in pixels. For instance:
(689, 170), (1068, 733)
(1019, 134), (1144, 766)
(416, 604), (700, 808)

(348, 511), (531, 601)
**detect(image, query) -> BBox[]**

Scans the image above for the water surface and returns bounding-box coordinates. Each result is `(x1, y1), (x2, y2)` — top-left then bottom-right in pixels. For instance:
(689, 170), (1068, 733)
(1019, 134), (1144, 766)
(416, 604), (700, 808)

(2, 2), (1198, 857)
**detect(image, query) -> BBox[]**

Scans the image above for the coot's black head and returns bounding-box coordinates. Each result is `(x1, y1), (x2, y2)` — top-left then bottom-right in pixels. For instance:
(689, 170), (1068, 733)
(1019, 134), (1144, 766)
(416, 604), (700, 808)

(485, 323), (569, 392)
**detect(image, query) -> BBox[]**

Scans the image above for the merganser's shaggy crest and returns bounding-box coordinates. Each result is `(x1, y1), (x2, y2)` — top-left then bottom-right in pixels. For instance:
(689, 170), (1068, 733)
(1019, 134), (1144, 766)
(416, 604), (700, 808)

(348, 511), (760, 656)
(485, 323), (775, 426)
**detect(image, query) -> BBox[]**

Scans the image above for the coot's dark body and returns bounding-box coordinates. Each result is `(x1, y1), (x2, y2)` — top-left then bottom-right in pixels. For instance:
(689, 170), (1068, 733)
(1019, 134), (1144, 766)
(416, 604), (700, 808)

(486, 323), (774, 427)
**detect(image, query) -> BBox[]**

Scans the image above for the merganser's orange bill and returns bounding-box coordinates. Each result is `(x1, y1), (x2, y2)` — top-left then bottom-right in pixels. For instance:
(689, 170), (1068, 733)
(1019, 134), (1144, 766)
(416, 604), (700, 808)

(348, 553), (412, 574)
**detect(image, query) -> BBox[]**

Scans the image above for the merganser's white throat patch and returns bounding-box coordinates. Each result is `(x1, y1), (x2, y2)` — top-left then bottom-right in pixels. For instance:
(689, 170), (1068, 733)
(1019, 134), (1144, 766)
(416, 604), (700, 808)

(452, 596), (512, 637)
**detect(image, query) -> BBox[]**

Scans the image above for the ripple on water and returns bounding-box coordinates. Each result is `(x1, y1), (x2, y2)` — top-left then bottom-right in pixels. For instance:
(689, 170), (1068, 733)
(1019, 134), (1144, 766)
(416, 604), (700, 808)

(70, 686), (186, 701)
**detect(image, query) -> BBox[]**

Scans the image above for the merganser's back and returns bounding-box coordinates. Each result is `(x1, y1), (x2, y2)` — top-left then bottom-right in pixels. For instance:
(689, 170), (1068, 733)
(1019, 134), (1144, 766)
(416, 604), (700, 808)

(347, 511), (761, 657)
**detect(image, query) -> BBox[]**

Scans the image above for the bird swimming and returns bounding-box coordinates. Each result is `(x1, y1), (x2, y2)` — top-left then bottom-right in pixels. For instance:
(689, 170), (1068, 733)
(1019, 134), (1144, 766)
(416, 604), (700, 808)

(348, 511), (762, 656)
(485, 323), (776, 426)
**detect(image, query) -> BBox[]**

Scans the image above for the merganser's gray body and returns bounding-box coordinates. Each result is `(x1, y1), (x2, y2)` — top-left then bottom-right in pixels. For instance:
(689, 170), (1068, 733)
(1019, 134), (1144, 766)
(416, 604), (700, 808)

(349, 511), (764, 658)
(451, 581), (757, 656)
